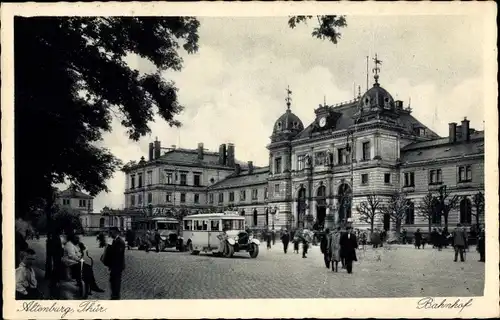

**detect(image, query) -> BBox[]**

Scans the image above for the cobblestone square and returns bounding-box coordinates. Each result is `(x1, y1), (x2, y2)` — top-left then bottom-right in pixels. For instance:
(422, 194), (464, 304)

(29, 237), (484, 299)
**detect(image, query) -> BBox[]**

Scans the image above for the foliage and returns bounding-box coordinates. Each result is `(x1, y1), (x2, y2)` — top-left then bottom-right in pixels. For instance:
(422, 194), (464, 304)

(415, 193), (438, 234)
(15, 17), (200, 219)
(380, 191), (410, 236)
(356, 194), (382, 233)
(288, 15), (347, 44)
(436, 186), (460, 228)
(471, 191), (485, 226)
(35, 206), (84, 234)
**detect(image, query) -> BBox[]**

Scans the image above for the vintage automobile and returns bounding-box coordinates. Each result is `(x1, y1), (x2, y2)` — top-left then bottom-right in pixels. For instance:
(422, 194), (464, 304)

(135, 217), (185, 252)
(183, 212), (260, 258)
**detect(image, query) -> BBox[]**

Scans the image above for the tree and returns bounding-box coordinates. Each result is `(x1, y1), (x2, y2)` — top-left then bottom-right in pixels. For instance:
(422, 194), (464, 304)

(15, 17), (200, 221)
(288, 15), (348, 44)
(416, 193), (438, 234)
(380, 191), (410, 238)
(471, 191), (485, 227)
(356, 194), (382, 233)
(436, 186), (460, 229)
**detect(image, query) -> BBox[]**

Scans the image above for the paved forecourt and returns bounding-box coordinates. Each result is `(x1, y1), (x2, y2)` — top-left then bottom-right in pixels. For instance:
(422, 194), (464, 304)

(28, 237), (484, 299)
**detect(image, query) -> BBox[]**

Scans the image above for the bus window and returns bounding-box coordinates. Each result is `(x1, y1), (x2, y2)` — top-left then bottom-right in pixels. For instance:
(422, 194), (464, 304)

(203, 220), (208, 231)
(223, 219), (245, 231)
(167, 223), (177, 230)
(194, 220), (203, 231)
(210, 220), (220, 232)
(184, 220), (192, 231)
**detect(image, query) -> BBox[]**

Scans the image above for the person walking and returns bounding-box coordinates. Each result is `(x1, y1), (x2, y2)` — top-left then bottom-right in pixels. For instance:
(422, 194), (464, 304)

(302, 229), (311, 258)
(452, 224), (468, 262)
(320, 228), (331, 269)
(371, 229), (381, 249)
(360, 231), (367, 250)
(339, 226), (358, 274)
(292, 232), (300, 254)
(281, 229), (290, 254)
(154, 229), (161, 253)
(436, 228), (444, 251)
(266, 228), (272, 250)
(431, 228), (438, 248)
(414, 229), (422, 249)
(477, 226), (485, 262)
(329, 227), (342, 272)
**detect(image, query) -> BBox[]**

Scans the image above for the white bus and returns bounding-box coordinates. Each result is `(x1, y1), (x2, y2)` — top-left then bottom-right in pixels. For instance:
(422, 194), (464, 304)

(183, 212), (260, 258)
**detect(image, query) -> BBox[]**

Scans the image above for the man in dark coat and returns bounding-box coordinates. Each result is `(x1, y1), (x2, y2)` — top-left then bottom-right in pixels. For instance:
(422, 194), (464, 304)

(414, 229), (422, 249)
(477, 226), (485, 262)
(452, 224), (468, 262)
(320, 228), (331, 268)
(106, 227), (126, 300)
(339, 227), (358, 274)
(280, 229), (290, 254)
(154, 229), (162, 253)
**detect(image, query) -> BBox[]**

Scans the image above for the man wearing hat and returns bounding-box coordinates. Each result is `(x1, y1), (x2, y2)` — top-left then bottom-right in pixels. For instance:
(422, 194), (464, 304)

(106, 227), (125, 299)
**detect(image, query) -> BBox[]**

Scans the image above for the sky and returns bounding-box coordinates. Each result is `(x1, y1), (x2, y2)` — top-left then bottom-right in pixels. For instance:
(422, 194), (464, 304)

(80, 15), (486, 212)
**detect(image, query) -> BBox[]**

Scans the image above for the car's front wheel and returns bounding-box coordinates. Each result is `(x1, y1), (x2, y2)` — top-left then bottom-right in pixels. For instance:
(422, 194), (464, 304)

(249, 243), (259, 258)
(223, 243), (234, 258)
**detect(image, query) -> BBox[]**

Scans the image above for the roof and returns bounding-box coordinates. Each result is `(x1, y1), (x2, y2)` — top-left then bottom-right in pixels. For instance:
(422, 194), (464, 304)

(209, 167), (270, 190)
(183, 212), (245, 220)
(401, 134), (484, 164)
(57, 188), (92, 199)
(273, 109), (304, 134)
(294, 100), (440, 140)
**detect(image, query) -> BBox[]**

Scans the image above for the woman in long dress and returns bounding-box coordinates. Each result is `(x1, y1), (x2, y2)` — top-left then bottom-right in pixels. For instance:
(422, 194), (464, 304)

(329, 227), (342, 272)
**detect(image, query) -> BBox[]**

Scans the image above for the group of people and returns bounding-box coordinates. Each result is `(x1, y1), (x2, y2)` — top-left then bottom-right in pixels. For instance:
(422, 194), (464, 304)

(320, 226), (359, 274)
(16, 227), (126, 300)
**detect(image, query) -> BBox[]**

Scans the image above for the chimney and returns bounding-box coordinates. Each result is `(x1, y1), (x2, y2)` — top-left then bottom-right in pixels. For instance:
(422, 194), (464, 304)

(448, 122), (457, 143)
(218, 144), (227, 165)
(248, 161), (254, 174)
(148, 142), (154, 161)
(461, 117), (470, 141)
(197, 143), (204, 160)
(154, 140), (161, 158)
(234, 163), (241, 175)
(227, 143), (235, 167)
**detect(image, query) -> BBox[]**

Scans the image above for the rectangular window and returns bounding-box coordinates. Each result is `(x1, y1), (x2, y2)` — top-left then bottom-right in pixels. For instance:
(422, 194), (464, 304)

(404, 172), (415, 187)
(78, 199), (86, 207)
(147, 192), (153, 204)
(252, 189), (258, 200)
(264, 188), (268, 200)
(218, 193), (224, 203)
(166, 192), (172, 203)
(194, 193), (200, 204)
(210, 220), (220, 232)
(362, 142), (371, 161)
(229, 192), (234, 202)
(274, 184), (280, 194)
(384, 173), (391, 184)
(180, 173), (187, 186)
(458, 165), (472, 182)
(138, 194), (143, 205)
(146, 171), (153, 186)
(361, 173), (369, 185)
(63, 199), (70, 205)
(274, 157), (282, 174)
(130, 195), (135, 206)
(164, 171), (173, 184)
(193, 173), (201, 186)
(180, 193), (186, 203)
(297, 154), (305, 171)
(429, 169), (443, 184)
(208, 194), (214, 204)
(138, 173), (143, 188)
(314, 151), (326, 166)
(130, 175), (136, 189)
(337, 148), (348, 165)
(184, 220), (192, 231)
(240, 190), (246, 201)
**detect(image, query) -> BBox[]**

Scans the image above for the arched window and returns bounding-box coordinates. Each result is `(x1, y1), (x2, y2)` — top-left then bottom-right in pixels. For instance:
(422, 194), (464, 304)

(253, 209), (258, 226)
(120, 217), (125, 228)
(460, 197), (472, 224)
(405, 201), (415, 225)
(99, 218), (105, 228)
(240, 209), (245, 216)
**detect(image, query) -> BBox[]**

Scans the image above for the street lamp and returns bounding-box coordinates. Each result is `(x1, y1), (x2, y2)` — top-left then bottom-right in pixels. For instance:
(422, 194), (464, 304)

(270, 206), (278, 230)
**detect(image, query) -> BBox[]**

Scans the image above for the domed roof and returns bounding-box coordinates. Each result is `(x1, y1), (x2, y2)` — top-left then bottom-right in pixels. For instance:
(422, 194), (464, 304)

(358, 83), (395, 111)
(273, 109), (304, 134)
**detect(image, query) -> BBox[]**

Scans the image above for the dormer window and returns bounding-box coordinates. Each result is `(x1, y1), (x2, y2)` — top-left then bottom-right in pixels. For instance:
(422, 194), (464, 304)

(293, 121), (298, 129)
(277, 122), (282, 130)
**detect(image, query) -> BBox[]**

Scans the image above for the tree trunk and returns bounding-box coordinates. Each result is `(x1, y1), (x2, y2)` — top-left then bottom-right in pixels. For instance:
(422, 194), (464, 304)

(443, 211), (449, 229)
(427, 218), (431, 235)
(370, 218), (374, 234)
(395, 219), (402, 239)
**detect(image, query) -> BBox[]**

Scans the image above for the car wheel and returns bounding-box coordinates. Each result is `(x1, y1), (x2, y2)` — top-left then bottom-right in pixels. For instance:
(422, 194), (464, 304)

(224, 244), (234, 258)
(249, 243), (259, 258)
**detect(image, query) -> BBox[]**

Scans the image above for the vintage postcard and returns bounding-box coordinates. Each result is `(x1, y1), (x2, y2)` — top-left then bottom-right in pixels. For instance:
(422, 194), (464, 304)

(1, 2), (498, 319)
